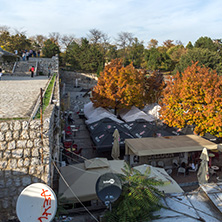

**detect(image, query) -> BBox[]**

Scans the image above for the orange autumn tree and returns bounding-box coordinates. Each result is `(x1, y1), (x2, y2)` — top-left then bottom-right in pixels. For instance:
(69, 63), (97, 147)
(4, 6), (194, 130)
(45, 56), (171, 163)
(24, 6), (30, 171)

(160, 62), (222, 136)
(144, 71), (165, 104)
(91, 59), (144, 113)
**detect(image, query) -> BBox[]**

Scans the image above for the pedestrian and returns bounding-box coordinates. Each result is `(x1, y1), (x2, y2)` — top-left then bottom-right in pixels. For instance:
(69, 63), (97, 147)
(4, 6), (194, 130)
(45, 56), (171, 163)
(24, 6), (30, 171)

(37, 50), (40, 57)
(26, 51), (29, 61)
(30, 66), (35, 78)
(48, 66), (51, 78)
(0, 67), (2, 81)
(22, 52), (26, 61)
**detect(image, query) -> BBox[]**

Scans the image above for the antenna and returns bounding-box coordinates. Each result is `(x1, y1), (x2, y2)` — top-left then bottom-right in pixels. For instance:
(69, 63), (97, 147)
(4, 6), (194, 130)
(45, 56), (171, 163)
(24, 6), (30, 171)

(96, 173), (122, 210)
(16, 183), (57, 222)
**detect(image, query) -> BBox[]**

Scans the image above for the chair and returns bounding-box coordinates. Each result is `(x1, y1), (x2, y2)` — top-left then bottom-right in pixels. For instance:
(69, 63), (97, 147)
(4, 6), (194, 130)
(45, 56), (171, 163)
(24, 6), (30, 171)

(150, 160), (156, 167)
(189, 163), (198, 173)
(157, 161), (164, 168)
(177, 167), (186, 176)
(172, 159), (179, 168)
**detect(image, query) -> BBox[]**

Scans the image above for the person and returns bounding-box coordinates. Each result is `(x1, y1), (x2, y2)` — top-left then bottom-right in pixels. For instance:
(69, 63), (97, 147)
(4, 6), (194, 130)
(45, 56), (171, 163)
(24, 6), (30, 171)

(48, 66), (51, 78)
(0, 67), (2, 81)
(22, 52), (26, 61)
(30, 66), (35, 78)
(37, 50), (40, 57)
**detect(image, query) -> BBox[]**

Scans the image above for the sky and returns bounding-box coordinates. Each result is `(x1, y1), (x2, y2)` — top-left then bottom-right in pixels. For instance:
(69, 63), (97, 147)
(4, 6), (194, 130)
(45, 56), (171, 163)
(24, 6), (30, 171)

(0, 0), (222, 46)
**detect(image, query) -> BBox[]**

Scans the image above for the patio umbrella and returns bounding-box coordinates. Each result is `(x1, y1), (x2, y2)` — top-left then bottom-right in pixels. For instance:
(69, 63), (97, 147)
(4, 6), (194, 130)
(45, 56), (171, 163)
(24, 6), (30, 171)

(111, 129), (120, 160)
(197, 147), (209, 184)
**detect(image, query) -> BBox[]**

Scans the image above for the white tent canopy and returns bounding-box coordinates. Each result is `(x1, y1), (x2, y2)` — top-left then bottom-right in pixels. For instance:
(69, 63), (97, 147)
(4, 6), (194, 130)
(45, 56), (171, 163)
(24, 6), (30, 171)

(119, 106), (155, 122)
(59, 158), (125, 203)
(134, 164), (183, 193)
(143, 103), (161, 120)
(84, 102), (123, 124)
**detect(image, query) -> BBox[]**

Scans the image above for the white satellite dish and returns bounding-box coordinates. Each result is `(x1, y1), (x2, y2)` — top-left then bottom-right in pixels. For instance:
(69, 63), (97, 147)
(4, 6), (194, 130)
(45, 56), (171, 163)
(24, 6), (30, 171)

(16, 183), (57, 222)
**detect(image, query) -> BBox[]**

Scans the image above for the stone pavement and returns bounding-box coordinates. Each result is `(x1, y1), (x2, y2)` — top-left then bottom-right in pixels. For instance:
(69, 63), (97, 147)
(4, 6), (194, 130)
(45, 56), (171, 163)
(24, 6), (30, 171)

(0, 75), (49, 119)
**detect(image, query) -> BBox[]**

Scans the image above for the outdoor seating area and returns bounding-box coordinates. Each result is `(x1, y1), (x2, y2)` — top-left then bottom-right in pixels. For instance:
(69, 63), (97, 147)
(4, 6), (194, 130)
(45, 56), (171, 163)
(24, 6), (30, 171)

(61, 111), (82, 163)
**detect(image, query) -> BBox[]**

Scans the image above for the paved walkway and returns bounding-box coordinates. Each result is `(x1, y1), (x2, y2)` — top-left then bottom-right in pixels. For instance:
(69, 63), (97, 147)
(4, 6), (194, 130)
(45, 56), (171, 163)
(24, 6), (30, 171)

(0, 76), (49, 119)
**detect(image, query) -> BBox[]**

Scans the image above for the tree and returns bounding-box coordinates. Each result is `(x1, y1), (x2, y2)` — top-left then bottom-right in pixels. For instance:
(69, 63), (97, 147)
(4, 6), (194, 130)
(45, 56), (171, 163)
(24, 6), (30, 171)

(42, 39), (60, 58)
(163, 39), (175, 49)
(147, 39), (158, 49)
(194, 36), (217, 51)
(104, 164), (164, 222)
(129, 37), (144, 68)
(144, 72), (165, 104)
(175, 48), (222, 75)
(186, 41), (193, 50)
(160, 62), (222, 136)
(91, 59), (145, 113)
(144, 48), (162, 71)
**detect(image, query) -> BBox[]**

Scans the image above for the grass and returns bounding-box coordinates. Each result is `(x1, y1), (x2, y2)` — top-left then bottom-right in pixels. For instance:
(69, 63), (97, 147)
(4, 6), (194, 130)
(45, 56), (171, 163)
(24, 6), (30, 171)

(35, 74), (56, 118)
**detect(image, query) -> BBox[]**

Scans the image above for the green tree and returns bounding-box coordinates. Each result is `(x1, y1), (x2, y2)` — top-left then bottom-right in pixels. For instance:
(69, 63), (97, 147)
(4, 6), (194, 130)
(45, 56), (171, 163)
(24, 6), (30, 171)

(42, 39), (60, 58)
(175, 48), (222, 75)
(186, 41), (193, 50)
(144, 48), (162, 71)
(104, 164), (164, 222)
(160, 62), (222, 136)
(129, 37), (145, 68)
(194, 36), (217, 51)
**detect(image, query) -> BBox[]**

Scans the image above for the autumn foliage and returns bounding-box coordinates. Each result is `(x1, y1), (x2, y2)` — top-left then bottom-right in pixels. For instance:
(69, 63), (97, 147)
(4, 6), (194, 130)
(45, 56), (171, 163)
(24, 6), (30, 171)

(91, 59), (145, 111)
(160, 62), (222, 136)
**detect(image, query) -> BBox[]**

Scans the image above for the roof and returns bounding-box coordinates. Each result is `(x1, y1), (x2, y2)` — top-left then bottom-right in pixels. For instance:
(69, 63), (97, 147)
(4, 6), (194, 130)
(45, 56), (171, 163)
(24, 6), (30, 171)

(125, 135), (218, 156)
(153, 191), (222, 221)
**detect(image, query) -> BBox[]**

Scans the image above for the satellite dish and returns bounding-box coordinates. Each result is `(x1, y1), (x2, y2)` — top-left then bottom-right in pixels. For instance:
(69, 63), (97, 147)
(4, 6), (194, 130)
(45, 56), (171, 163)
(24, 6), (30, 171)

(16, 183), (57, 222)
(96, 173), (122, 207)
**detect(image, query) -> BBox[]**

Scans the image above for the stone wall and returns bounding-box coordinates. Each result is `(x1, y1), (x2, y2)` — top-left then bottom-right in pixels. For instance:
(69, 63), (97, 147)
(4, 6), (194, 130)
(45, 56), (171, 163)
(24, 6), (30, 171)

(0, 75), (60, 221)
(37, 55), (59, 75)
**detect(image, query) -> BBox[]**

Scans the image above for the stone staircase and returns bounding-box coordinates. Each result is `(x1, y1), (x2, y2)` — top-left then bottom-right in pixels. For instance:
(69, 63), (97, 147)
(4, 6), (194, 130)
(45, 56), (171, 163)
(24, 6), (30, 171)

(13, 60), (37, 76)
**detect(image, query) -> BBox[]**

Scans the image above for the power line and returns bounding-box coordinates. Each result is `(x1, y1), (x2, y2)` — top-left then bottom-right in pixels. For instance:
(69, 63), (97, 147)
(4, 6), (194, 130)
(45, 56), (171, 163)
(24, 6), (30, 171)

(52, 160), (100, 222)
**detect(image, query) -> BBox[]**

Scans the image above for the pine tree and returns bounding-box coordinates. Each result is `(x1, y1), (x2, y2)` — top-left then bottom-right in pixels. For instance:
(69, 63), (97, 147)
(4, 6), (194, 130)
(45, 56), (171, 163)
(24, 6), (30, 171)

(104, 164), (164, 222)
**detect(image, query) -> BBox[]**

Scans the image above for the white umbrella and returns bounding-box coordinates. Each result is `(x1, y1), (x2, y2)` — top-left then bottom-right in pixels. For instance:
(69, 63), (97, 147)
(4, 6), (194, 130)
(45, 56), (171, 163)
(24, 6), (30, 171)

(111, 129), (120, 160)
(197, 147), (209, 184)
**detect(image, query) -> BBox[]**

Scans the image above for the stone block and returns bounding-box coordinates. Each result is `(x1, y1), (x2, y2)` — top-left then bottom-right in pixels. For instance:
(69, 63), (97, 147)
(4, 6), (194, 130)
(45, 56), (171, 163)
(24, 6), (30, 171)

(37, 165), (44, 174)
(3, 150), (11, 158)
(23, 158), (30, 166)
(8, 186), (17, 197)
(8, 141), (16, 150)
(32, 147), (39, 157)
(8, 159), (17, 169)
(22, 121), (29, 130)
(13, 131), (20, 140)
(0, 151), (2, 159)
(20, 130), (29, 140)
(0, 142), (7, 150)
(0, 160), (8, 169)
(34, 138), (41, 147)
(14, 120), (21, 131)
(12, 149), (23, 158)
(6, 178), (13, 187)
(17, 159), (24, 167)
(14, 177), (21, 187)
(0, 132), (5, 142)
(0, 122), (9, 132)
(5, 170), (11, 177)
(30, 120), (41, 130)
(31, 157), (40, 166)
(24, 148), (30, 158)
(29, 130), (36, 139)
(0, 179), (5, 188)
(5, 131), (12, 141)
(27, 140), (33, 148)
(17, 140), (27, 148)
(2, 198), (9, 209)
(29, 166), (36, 174)
(22, 176), (31, 186)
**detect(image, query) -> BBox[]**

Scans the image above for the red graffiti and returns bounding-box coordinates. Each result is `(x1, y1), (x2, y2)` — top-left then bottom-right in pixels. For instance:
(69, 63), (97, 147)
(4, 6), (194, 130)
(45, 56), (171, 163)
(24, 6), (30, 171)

(38, 189), (52, 221)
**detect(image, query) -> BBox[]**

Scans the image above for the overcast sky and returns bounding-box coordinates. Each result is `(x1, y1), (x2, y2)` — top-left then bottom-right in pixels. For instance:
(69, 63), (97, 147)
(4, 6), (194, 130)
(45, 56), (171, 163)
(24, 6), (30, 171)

(0, 0), (222, 46)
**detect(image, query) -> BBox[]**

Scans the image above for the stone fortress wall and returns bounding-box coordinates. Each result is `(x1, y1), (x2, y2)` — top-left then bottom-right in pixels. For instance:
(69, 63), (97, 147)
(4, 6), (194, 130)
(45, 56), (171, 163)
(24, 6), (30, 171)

(0, 56), (60, 221)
